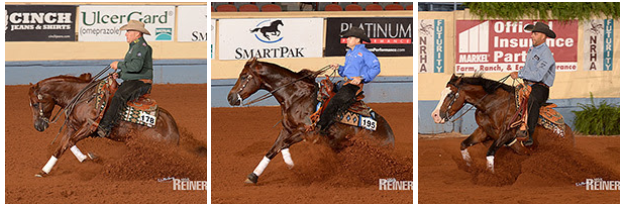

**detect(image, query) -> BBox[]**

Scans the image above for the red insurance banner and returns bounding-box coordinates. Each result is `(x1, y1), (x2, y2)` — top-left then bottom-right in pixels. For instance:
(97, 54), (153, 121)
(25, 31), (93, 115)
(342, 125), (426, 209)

(455, 20), (578, 73)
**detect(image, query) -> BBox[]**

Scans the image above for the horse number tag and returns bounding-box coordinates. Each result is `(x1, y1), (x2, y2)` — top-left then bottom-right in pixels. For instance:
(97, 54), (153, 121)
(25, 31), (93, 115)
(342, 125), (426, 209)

(360, 116), (377, 131)
(139, 112), (156, 127)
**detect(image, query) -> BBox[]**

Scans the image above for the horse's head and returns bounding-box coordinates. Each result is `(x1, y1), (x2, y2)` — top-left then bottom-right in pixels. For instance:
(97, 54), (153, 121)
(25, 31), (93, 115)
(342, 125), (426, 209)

(274, 20), (284, 26)
(28, 83), (56, 132)
(227, 57), (266, 106)
(432, 74), (468, 124)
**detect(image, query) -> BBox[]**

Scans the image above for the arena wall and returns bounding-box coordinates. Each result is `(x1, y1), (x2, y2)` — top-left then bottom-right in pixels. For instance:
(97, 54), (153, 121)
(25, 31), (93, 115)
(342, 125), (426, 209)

(418, 10), (620, 133)
(5, 2), (207, 84)
(210, 11), (414, 107)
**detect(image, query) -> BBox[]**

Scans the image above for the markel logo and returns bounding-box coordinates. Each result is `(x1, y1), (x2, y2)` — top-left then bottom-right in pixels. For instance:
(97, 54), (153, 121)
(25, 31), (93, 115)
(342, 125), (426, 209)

(458, 21), (489, 63)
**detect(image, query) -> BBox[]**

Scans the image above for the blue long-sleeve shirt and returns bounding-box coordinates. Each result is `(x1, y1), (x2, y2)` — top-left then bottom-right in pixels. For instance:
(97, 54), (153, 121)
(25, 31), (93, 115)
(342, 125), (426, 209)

(338, 44), (381, 83)
(518, 43), (555, 87)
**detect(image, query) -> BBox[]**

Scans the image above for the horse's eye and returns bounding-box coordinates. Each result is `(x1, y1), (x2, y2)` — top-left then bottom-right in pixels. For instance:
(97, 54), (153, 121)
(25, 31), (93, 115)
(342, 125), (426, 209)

(33, 103), (39, 108)
(241, 75), (247, 79)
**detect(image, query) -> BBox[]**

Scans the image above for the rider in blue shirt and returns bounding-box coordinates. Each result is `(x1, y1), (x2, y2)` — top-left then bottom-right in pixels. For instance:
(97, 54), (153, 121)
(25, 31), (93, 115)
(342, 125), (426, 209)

(316, 27), (381, 134)
(510, 22), (556, 146)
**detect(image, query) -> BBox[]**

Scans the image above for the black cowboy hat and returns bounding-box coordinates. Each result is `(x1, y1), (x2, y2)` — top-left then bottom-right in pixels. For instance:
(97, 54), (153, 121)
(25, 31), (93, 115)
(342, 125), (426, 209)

(340, 27), (371, 43)
(524, 22), (556, 38)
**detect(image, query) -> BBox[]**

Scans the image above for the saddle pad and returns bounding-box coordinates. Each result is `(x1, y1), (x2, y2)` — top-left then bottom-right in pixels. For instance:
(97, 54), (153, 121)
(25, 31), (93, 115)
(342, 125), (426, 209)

(338, 110), (377, 131)
(122, 106), (158, 127)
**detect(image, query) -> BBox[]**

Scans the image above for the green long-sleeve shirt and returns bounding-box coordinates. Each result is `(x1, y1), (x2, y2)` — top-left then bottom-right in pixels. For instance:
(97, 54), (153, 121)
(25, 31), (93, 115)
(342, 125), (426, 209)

(117, 36), (153, 81)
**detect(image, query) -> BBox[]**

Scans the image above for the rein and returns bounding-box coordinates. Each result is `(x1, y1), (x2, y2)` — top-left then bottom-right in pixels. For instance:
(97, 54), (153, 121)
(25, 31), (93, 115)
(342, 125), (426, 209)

(49, 66), (113, 144)
(239, 65), (334, 106)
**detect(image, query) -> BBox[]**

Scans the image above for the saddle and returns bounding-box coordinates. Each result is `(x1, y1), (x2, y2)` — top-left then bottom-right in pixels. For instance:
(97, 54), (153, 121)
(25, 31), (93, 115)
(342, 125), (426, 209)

(90, 77), (159, 132)
(308, 76), (378, 131)
(510, 82), (565, 138)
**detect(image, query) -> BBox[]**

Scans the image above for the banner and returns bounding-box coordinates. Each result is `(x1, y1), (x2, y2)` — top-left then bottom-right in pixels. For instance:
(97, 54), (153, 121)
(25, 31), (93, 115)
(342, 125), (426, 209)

(219, 18), (323, 60)
(78, 5), (175, 42)
(211, 19), (216, 60)
(418, 19), (444, 73)
(455, 20), (578, 73)
(325, 17), (413, 57)
(178, 6), (207, 42)
(5, 5), (76, 41)
(583, 19), (614, 71)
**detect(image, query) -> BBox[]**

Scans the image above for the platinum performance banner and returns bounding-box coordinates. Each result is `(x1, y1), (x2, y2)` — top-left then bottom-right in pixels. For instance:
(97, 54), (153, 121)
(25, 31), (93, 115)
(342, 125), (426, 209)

(325, 17), (413, 57)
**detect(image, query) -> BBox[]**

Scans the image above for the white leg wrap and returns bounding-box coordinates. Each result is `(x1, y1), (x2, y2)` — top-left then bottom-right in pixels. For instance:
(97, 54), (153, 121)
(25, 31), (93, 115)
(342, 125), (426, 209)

(281, 148), (294, 169)
(42, 156), (58, 174)
(461, 149), (472, 166)
(253, 156), (271, 177)
(70, 145), (87, 162)
(486, 156), (495, 173)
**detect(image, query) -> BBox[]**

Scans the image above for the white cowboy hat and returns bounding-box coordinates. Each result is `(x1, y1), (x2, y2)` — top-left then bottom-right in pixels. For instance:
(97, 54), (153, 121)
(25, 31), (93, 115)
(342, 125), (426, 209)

(120, 20), (151, 35)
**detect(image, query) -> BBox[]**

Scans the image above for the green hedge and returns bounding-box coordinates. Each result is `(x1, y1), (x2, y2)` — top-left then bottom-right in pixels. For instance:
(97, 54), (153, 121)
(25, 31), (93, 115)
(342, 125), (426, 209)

(572, 93), (620, 135)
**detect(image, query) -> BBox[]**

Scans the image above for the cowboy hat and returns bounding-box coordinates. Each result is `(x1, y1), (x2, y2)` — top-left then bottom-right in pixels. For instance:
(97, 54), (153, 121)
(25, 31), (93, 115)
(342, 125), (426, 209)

(120, 20), (151, 35)
(524, 22), (556, 38)
(340, 27), (371, 43)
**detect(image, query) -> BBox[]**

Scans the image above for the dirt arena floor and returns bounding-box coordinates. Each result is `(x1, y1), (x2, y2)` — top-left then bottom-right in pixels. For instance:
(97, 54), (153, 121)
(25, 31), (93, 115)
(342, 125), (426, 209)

(211, 103), (413, 204)
(418, 134), (619, 204)
(5, 84), (207, 204)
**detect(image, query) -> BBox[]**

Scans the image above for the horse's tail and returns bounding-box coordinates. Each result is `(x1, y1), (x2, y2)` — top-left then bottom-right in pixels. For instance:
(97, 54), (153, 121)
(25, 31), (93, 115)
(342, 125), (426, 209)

(250, 28), (260, 33)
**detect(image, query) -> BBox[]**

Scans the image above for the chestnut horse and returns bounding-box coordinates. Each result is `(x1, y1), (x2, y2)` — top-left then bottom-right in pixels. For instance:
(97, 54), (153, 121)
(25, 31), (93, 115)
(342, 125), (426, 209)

(431, 74), (574, 172)
(28, 73), (180, 177)
(227, 58), (395, 184)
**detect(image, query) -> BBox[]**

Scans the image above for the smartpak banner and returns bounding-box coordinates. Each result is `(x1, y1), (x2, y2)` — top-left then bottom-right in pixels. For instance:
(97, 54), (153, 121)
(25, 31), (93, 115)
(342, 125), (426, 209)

(455, 20), (578, 73)
(177, 6), (207, 42)
(211, 19), (216, 60)
(5, 5), (76, 41)
(219, 18), (323, 60)
(78, 5), (175, 42)
(325, 17), (413, 57)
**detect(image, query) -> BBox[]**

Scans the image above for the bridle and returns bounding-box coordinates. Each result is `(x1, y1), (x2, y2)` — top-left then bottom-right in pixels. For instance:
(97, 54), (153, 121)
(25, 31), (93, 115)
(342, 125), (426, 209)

(235, 74), (254, 105)
(441, 82), (461, 122)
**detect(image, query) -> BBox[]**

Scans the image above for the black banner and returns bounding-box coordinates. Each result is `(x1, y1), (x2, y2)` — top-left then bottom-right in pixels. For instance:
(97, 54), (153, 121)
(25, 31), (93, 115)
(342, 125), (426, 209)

(5, 5), (77, 41)
(325, 17), (413, 57)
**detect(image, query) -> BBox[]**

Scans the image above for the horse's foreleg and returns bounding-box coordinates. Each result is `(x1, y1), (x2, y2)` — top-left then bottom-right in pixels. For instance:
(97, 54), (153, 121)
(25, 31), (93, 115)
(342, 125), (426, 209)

(245, 130), (290, 184)
(460, 127), (488, 167)
(37, 131), (74, 176)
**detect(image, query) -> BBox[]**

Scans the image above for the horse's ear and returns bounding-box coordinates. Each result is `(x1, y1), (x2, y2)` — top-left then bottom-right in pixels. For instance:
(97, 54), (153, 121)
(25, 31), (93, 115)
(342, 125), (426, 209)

(79, 73), (92, 81)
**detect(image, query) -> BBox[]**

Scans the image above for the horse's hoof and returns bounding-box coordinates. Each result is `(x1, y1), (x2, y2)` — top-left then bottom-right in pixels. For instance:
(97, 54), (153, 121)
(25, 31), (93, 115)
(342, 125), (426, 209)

(88, 152), (99, 161)
(287, 164), (294, 170)
(244, 173), (258, 184)
(35, 171), (47, 178)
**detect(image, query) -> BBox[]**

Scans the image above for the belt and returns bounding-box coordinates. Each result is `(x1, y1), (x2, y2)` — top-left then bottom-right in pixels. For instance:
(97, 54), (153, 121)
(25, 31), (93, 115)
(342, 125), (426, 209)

(139, 79), (153, 84)
(523, 79), (548, 88)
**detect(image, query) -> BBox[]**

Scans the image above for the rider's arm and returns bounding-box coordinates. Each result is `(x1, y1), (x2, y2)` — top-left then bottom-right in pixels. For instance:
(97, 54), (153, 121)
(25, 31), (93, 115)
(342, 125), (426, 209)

(117, 46), (148, 73)
(361, 52), (381, 83)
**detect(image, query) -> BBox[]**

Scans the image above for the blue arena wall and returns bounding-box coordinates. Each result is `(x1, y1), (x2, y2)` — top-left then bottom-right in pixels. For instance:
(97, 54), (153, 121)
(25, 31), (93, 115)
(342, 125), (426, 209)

(211, 76), (413, 107)
(418, 97), (620, 134)
(5, 59), (207, 85)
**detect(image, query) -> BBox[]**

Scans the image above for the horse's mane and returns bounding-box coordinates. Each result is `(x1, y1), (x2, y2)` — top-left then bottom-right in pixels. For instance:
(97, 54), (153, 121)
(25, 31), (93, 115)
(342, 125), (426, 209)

(40, 73), (92, 84)
(453, 74), (515, 94)
(258, 61), (318, 84)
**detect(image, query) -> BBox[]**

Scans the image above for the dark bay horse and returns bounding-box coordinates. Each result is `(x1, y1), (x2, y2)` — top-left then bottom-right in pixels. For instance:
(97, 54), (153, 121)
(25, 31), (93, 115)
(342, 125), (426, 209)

(431, 74), (574, 172)
(28, 73), (180, 177)
(227, 58), (395, 184)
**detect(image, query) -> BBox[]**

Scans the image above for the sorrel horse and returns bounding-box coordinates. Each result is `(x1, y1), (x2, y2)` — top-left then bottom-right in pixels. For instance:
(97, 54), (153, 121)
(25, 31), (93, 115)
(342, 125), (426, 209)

(431, 74), (574, 172)
(227, 57), (395, 184)
(28, 73), (180, 177)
